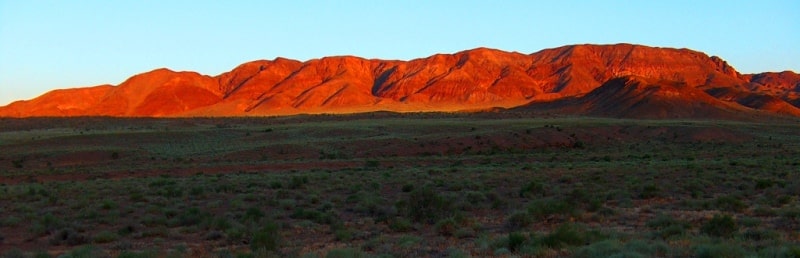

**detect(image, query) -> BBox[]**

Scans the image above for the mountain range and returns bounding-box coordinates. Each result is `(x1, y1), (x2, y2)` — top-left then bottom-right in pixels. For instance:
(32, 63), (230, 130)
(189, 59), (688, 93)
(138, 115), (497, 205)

(1, 43), (799, 119)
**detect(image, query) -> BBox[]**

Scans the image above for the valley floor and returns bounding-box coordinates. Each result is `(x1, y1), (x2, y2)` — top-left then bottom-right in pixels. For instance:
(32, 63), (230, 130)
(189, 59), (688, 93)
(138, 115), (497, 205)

(1, 113), (799, 257)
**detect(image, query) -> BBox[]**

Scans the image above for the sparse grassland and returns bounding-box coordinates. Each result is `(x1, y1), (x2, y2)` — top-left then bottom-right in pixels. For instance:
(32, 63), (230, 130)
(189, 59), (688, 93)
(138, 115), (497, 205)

(0, 113), (799, 257)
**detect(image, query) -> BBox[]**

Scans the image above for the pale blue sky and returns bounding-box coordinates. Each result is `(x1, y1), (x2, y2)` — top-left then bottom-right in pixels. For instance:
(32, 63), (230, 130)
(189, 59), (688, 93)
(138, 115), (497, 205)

(1, 1), (798, 105)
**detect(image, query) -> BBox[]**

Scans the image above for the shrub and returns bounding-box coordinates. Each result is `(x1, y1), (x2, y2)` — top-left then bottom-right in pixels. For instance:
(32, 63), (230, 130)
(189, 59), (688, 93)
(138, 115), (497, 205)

(117, 224), (136, 236)
(519, 180), (546, 198)
(435, 217), (458, 236)
(35, 213), (63, 235)
(250, 221), (280, 252)
(334, 228), (353, 241)
(755, 179), (775, 190)
(573, 240), (623, 258)
(203, 230), (224, 241)
(742, 228), (779, 241)
(364, 160), (380, 168)
(177, 207), (207, 226)
(465, 191), (487, 204)
(244, 207), (265, 222)
(117, 251), (158, 258)
(507, 232), (527, 252)
(11, 159), (23, 169)
(33, 251), (52, 258)
(701, 214), (738, 238)
(189, 186), (204, 196)
(128, 191), (145, 202)
(640, 184), (660, 199)
(92, 230), (118, 243)
(224, 225), (246, 243)
(714, 196), (746, 212)
(539, 223), (585, 248)
(2, 249), (24, 258)
(567, 188), (591, 205)
(207, 216), (232, 231)
(269, 181), (283, 189)
(61, 245), (103, 258)
(505, 210), (533, 230)
(527, 199), (576, 220)
(646, 214), (689, 239)
(389, 217), (413, 232)
(288, 176), (309, 189)
(402, 186), (452, 223)
(447, 248), (470, 258)
(100, 199), (117, 210)
(325, 248), (367, 258)
(694, 243), (746, 258)
(49, 228), (87, 246)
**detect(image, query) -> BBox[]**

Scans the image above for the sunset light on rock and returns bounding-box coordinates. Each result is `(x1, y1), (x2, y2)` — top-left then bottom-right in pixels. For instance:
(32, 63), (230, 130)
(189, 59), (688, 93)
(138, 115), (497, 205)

(1, 1), (799, 257)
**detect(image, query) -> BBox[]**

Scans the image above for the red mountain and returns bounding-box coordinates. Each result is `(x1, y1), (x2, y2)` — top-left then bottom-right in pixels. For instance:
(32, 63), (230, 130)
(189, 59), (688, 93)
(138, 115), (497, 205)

(745, 71), (800, 107)
(1, 43), (797, 118)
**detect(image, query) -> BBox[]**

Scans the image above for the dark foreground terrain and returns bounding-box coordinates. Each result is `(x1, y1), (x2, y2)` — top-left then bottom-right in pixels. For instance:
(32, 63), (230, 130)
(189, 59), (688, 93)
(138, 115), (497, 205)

(1, 113), (799, 257)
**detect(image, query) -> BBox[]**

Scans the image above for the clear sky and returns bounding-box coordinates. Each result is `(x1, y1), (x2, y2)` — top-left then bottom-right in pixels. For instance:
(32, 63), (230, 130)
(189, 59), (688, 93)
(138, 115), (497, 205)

(1, 1), (798, 106)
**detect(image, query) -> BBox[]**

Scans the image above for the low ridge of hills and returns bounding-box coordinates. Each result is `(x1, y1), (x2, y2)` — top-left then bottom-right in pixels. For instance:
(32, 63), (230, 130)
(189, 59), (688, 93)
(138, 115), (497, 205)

(1, 43), (798, 119)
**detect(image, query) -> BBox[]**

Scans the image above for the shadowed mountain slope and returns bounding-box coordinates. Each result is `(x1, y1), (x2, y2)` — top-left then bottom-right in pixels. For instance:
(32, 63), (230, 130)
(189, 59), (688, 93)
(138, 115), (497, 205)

(518, 76), (756, 119)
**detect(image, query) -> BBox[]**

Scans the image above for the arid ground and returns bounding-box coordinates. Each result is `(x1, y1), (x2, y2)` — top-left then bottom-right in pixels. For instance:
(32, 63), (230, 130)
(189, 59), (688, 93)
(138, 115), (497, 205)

(1, 113), (799, 257)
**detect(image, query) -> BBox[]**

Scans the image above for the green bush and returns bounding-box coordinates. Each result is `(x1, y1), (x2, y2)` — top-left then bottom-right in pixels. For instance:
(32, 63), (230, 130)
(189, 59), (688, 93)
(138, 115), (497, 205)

(128, 191), (145, 202)
(701, 214), (738, 238)
(741, 228), (779, 241)
(33, 251), (53, 258)
(714, 196), (746, 212)
(505, 210), (532, 230)
(389, 217), (413, 232)
(288, 176), (309, 189)
(325, 248), (366, 258)
(755, 179), (775, 190)
(11, 159), (23, 169)
(117, 224), (136, 236)
(177, 207), (207, 226)
(117, 251), (158, 258)
(49, 228), (87, 246)
(435, 217), (457, 236)
(402, 186), (452, 223)
(507, 232), (527, 252)
(250, 221), (280, 252)
(92, 230), (118, 243)
(573, 240), (623, 258)
(334, 228), (353, 241)
(269, 181), (283, 189)
(694, 243), (746, 258)
(364, 160), (380, 168)
(539, 223), (585, 248)
(100, 199), (118, 210)
(60, 245), (103, 258)
(527, 198), (576, 220)
(640, 184), (660, 199)
(35, 213), (63, 235)
(646, 214), (689, 239)
(244, 207), (265, 222)
(519, 180), (546, 198)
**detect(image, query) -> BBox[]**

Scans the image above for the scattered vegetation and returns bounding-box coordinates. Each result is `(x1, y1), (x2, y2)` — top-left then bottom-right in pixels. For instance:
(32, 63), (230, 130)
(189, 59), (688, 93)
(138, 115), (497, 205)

(1, 115), (799, 256)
